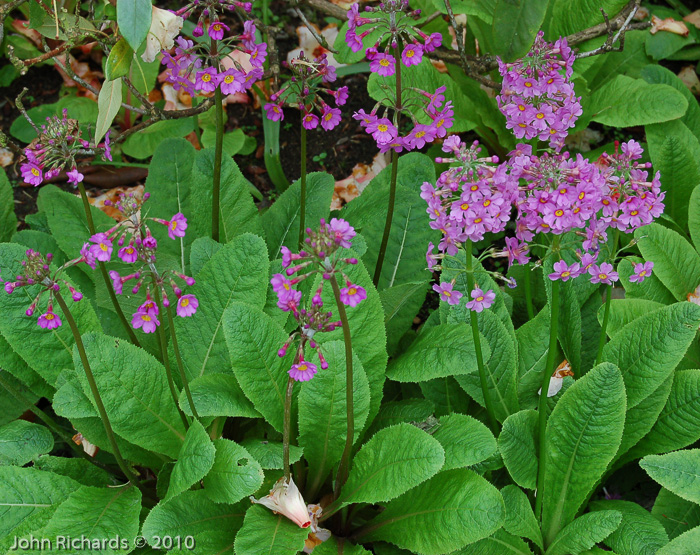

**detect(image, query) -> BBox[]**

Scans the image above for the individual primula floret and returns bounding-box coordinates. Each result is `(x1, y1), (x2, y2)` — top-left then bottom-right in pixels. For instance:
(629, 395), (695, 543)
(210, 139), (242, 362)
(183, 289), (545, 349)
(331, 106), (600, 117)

(20, 110), (111, 187)
(1, 249), (87, 329)
(162, 18), (265, 96)
(264, 52), (346, 132)
(466, 288), (495, 313)
(271, 218), (366, 382)
(496, 31), (581, 150)
(629, 261), (654, 283)
(83, 190), (198, 334)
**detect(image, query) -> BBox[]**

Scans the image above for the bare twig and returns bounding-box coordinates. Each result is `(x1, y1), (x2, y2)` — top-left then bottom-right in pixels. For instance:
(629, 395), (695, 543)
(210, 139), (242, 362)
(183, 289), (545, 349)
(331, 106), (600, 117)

(419, 11), (444, 27)
(19, 42), (72, 66)
(15, 89), (41, 135)
(576, 1), (642, 58)
(294, 7), (338, 54)
(300, 0), (347, 20)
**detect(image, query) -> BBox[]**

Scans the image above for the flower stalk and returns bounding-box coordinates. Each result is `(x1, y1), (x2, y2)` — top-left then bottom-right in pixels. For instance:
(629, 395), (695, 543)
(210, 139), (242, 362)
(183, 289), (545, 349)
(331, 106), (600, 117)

(282, 376), (295, 481)
(595, 230), (620, 366)
(212, 85), (224, 242)
(299, 123), (307, 248)
(164, 299), (200, 422)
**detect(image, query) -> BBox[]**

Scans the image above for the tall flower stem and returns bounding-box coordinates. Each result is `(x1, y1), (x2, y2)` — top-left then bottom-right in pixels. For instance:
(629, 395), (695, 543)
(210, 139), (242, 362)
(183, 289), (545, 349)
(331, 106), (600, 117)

(298, 123), (307, 248)
(0, 370), (117, 474)
(372, 41), (403, 288)
(163, 300), (200, 422)
(53, 291), (143, 489)
(282, 376), (295, 481)
(535, 258), (562, 520)
(330, 274), (355, 500)
(212, 86), (224, 242)
(151, 278), (190, 430)
(76, 181), (141, 348)
(465, 240), (499, 435)
(524, 267), (535, 319)
(595, 231), (620, 366)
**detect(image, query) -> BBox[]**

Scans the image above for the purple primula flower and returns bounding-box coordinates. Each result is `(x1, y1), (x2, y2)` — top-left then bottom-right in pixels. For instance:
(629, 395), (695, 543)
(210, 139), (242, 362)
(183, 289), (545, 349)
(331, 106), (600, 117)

(405, 124), (437, 149)
(302, 112), (319, 130)
(118, 244), (138, 263)
(335, 86), (349, 106)
(340, 283), (367, 307)
(38, 311), (62, 329)
(320, 107), (341, 131)
(66, 168), (84, 185)
(589, 262), (619, 285)
(176, 294), (198, 317)
(208, 20), (229, 40)
(132, 311), (160, 333)
(370, 52), (395, 76)
(466, 288), (496, 313)
(21, 162), (43, 186)
(219, 69), (245, 95)
(548, 260), (580, 282)
(366, 118), (397, 145)
(109, 270), (123, 294)
(167, 213), (188, 240)
(195, 67), (219, 93)
(401, 42), (423, 66)
(328, 218), (356, 248)
(629, 261), (653, 283)
(289, 360), (318, 382)
(433, 282), (462, 306)
(265, 103), (284, 122)
(89, 233), (113, 262)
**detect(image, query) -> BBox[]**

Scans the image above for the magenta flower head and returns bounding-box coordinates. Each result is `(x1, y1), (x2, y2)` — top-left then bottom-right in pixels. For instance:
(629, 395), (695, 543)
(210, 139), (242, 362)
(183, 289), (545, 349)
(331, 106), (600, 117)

(320, 107), (342, 131)
(370, 52), (396, 76)
(118, 244), (138, 263)
(38, 311), (62, 330)
(401, 43), (423, 66)
(89, 233), (113, 262)
(328, 218), (356, 248)
(208, 20), (229, 41)
(21, 162), (43, 186)
(340, 282), (367, 307)
(548, 260), (581, 282)
(132, 311), (160, 333)
(195, 67), (219, 93)
(66, 168), (84, 186)
(302, 112), (319, 130)
(265, 103), (284, 122)
(589, 262), (619, 285)
(177, 294), (198, 317)
(433, 282), (462, 306)
(167, 213), (188, 240)
(629, 261), (653, 283)
(289, 360), (318, 382)
(109, 270), (123, 294)
(466, 288), (496, 313)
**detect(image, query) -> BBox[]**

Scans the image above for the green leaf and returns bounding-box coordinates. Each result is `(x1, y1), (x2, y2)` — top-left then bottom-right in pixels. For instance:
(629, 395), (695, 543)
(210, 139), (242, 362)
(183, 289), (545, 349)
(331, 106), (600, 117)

(367, 398), (435, 436)
(546, 510), (622, 555)
(652, 488), (700, 540)
(542, 363), (627, 545)
(590, 500), (668, 555)
(117, 0), (152, 51)
(167, 420), (216, 500)
(299, 341), (371, 497)
(360, 468), (505, 555)
(420, 377), (471, 417)
(463, 529), (534, 555)
(223, 303), (293, 433)
(0, 467), (78, 551)
(122, 119), (193, 159)
(499, 409), (538, 489)
(338, 423), (445, 505)
(602, 299), (664, 339)
(492, 0), (549, 61)
(387, 323), (488, 382)
(657, 526), (700, 555)
(618, 258), (676, 305)
(202, 439), (264, 504)
(73, 333), (187, 458)
(690, 186), (700, 254)
(501, 485), (543, 551)
(143, 490), (245, 554)
(430, 0), (494, 21)
(178, 373), (259, 418)
(38, 486), (141, 554)
(238, 440), (303, 470)
(0, 242), (100, 387)
(641, 449), (700, 505)
(95, 78), (122, 144)
(589, 75), (687, 127)
(261, 172), (334, 257)
(602, 302), (700, 408)
(380, 281), (429, 356)
(234, 504), (309, 555)
(33, 455), (113, 487)
(201, 128), (246, 157)
(175, 233), (269, 382)
(314, 537), (373, 555)
(0, 169), (17, 242)
(548, 0), (633, 37)
(105, 38), (133, 81)
(645, 120), (700, 229)
(190, 236), (222, 276)
(432, 413), (497, 470)
(0, 420), (53, 466)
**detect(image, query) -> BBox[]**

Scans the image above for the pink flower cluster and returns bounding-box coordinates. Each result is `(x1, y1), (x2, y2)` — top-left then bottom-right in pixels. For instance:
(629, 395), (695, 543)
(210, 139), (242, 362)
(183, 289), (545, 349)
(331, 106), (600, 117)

(84, 191), (198, 333)
(272, 218), (366, 382)
(20, 110), (111, 188)
(2, 249), (85, 330)
(497, 31), (581, 150)
(354, 86), (454, 152)
(346, 1), (442, 68)
(264, 52), (346, 132)
(432, 282), (496, 312)
(163, 20), (265, 96)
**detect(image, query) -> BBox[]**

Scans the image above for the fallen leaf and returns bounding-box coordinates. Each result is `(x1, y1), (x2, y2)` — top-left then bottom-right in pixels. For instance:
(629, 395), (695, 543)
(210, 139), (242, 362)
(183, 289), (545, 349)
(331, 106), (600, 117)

(0, 147), (13, 168)
(683, 10), (700, 30)
(678, 66), (700, 95)
(650, 15), (689, 36)
(287, 23), (345, 68)
(331, 151), (389, 210)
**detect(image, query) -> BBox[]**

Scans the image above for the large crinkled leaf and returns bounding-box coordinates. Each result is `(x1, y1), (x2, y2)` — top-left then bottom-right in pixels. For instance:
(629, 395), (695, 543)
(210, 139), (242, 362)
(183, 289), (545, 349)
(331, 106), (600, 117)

(36, 485), (142, 554)
(501, 485), (543, 551)
(314, 537), (373, 554)
(142, 490), (246, 555)
(590, 500), (668, 555)
(585, 31), (652, 92)
(0, 372), (38, 427)
(0, 169), (17, 241)
(432, 413), (497, 470)
(645, 120), (700, 229)
(602, 299), (664, 339)
(238, 440), (303, 470)
(652, 488), (700, 540)
(360, 468), (505, 555)
(641, 450), (700, 505)
(589, 75), (687, 127)
(380, 281), (429, 356)
(0, 420), (53, 466)
(176, 233), (269, 382)
(261, 172), (334, 258)
(657, 526), (700, 555)
(690, 185), (700, 255)
(338, 423), (445, 506)
(223, 303), (293, 433)
(73, 333), (186, 458)
(419, 377), (471, 417)
(167, 420), (216, 500)
(545, 510), (622, 555)
(548, 0), (628, 36)
(492, 0), (549, 61)
(234, 504), (309, 555)
(601, 302), (700, 408)
(0, 242), (101, 387)
(33, 455), (113, 488)
(635, 224), (700, 301)
(299, 341), (371, 498)
(178, 373), (258, 418)
(0, 467), (79, 551)
(516, 305), (550, 379)
(387, 323), (487, 382)
(499, 409), (538, 490)
(0, 335), (51, 399)
(202, 439), (264, 504)
(367, 398), (435, 436)
(462, 529), (534, 554)
(430, 0), (494, 21)
(542, 363), (626, 546)
(189, 237), (223, 276)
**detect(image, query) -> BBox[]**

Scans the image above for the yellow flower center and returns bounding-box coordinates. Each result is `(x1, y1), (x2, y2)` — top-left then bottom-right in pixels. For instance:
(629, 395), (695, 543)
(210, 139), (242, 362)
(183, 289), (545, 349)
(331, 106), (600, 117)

(298, 364), (308, 372)
(598, 273), (607, 280)
(31, 168), (40, 176)
(547, 78), (554, 84)
(325, 112), (333, 121)
(126, 247), (134, 254)
(555, 209), (564, 217)
(630, 210), (638, 216)
(213, 23), (222, 31)
(415, 131), (426, 138)
(437, 118), (445, 127)
(518, 105), (526, 111)
(379, 59), (390, 67)
(460, 203), (469, 210)
(378, 124), (388, 132)
(476, 296), (484, 302)
(444, 291), (451, 297)
(171, 221), (178, 230)
(640, 270), (647, 277)
(142, 315), (152, 322)
(603, 199), (610, 205)
(579, 192), (585, 200)
(525, 81), (533, 87)
(406, 50), (414, 58)
(46, 314), (54, 320)
(483, 200), (491, 207)
(470, 185), (479, 191)
(181, 298), (189, 307)
(536, 113), (545, 119)
(474, 218), (482, 224)
(562, 271), (570, 278)
(348, 288), (357, 295)
(202, 74), (211, 82)
(100, 243), (108, 251)
(224, 75), (235, 84)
